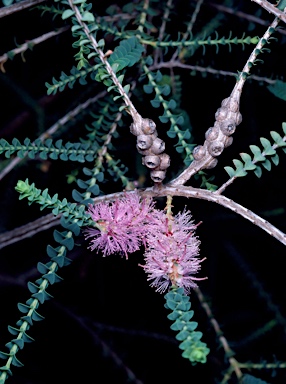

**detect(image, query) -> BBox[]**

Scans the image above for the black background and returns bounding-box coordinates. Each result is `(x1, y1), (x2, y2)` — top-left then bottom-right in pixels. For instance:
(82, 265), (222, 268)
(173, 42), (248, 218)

(0, 1), (286, 383)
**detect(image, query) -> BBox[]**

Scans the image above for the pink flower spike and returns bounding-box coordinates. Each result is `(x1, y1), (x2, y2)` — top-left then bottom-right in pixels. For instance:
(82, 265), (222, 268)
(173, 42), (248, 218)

(142, 210), (207, 294)
(84, 193), (155, 257)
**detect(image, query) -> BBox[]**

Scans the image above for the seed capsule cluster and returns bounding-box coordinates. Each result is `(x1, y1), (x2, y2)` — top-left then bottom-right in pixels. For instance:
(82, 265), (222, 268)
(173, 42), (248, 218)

(192, 95), (242, 169)
(130, 118), (170, 183)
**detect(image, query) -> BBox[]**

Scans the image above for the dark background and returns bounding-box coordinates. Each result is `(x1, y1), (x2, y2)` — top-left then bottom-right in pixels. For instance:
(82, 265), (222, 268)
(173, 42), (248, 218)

(0, 0), (286, 383)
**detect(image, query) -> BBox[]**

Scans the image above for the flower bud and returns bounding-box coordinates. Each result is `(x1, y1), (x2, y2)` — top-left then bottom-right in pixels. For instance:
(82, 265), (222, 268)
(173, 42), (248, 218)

(192, 145), (206, 160)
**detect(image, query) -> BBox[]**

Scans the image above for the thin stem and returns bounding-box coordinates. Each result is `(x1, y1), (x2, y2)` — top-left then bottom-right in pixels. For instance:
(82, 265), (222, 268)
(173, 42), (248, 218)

(0, 27), (69, 72)
(137, 0), (149, 34)
(233, 16), (280, 97)
(209, 2), (286, 35)
(149, 60), (276, 85)
(195, 287), (243, 382)
(3, 181), (286, 249)
(171, 0), (204, 62)
(169, 17), (280, 187)
(68, 0), (140, 124)
(0, 213), (60, 250)
(154, 0), (173, 65)
(0, 0), (45, 19)
(238, 361), (286, 370)
(251, 0), (286, 23)
(0, 90), (107, 181)
(216, 127), (286, 195)
(92, 185), (286, 247)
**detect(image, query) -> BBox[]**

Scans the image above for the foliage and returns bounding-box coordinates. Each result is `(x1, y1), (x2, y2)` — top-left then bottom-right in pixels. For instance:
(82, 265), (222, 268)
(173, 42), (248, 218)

(1, 0), (286, 383)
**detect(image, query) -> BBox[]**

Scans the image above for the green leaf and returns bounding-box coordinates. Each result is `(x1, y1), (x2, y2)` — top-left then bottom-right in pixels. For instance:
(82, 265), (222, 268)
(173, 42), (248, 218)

(232, 159), (248, 177)
(260, 137), (276, 156)
(224, 166), (235, 178)
(254, 165), (262, 178)
(108, 37), (144, 71)
(240, 153), (256, 171)
(262, 158), (271, 171)
(267, 79), (286, 101)
(270, 131), (286, 147)
(143, 84), (153, 94)
(62, 9), (75, 20)
(249, 145), (266, 162)
(81, 11), (95, 22)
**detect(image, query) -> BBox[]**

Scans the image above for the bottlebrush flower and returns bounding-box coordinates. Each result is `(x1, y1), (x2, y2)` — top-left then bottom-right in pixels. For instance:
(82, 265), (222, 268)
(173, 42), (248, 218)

(84, 193), (155, 257)
(142, 210), (206, 294)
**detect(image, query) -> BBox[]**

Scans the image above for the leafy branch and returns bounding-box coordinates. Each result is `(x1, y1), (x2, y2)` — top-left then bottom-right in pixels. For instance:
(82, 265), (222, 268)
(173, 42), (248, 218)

(217, 123), (286, 193)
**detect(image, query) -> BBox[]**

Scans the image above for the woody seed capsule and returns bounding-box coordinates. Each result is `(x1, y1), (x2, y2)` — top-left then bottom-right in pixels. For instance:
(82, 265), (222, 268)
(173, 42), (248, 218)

(236, 112), (242, 125)
(130, 123), (142, 136)
(151, 138), (165, 155)
(207, 141), (224, 157)
(144, 155), (161, 168)
(215, 107), (228, 122)
(205, 158), (218, 169)
(142, 119), (156, 135)
(158, 153), (171, 170)
(224, 136), (233, 147)
(150, 170), (166, 183)
(205, 126), (219, 141)
(192, 145), (206, 160)
(220, 120), (236, 136)
(137, 135), (153, 150)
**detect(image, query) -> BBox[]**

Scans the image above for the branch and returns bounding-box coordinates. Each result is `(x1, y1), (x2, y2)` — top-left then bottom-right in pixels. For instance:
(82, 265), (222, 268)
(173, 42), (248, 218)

(0, 213), (60, 250)
(0, 90), (107, 181)
(251, 0), (286, 23)
(169, 16), (280, 186)
(149, 60), (276, 85)
(209, 1), (286, 35)
(0, 27), (69, 72)
(3, 181), (286, 249)
(195, 287), (243, 382)
(91, 185), (286, 247)
(0, 0), (45, 19)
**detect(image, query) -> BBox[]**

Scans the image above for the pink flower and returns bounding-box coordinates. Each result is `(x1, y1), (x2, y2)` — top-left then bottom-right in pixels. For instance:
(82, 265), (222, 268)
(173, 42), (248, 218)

(84, 193), (154, 257)
(142, 210), (206, 294)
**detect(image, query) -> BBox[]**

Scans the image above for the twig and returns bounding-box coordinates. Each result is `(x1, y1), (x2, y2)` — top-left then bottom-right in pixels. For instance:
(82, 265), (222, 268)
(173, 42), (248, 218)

(54, 302), (144, 384)
(0, 26), (69, 72)
(195, 287), (243, 382)
(0, 90), (107, 181)
(154, 0), (173, 64)
(137, 0), (149, 34)
(169, 16), (280, 186)
(216, 120), (286, 194)
(0, 213), (60, 250)
(209, 1), (286, 35)
(0, 0), (45, 18)
(171, 0), (205, 62)
(149, 60), (276, 84)
(225, 242), (286, 336)
(4, 182), (286, 249)
(90, 185), (286, 247)
(251, 0), (286, 23)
